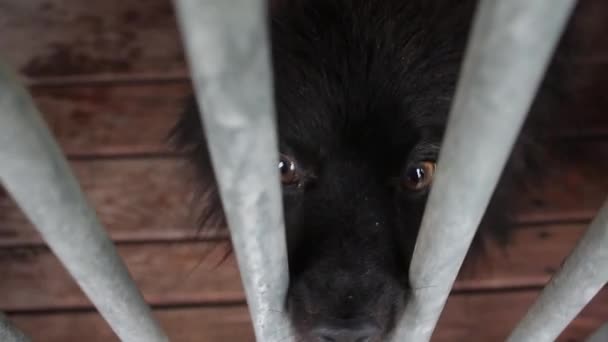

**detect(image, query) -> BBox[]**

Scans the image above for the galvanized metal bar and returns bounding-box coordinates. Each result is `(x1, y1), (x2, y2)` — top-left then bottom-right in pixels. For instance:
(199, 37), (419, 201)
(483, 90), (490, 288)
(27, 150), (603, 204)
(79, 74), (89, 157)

(586, 322), (608, 342)
(507, 199), (608, 342)
(0, 62), (168, 342)
(172, 1), (293, 341)
(0, 312), (30, 342)
(391, 1), (577, 341)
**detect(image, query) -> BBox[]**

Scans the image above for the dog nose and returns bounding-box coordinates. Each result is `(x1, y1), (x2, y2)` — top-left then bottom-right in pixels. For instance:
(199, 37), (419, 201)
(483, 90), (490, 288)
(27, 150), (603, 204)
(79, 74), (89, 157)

(312, 320), (380, 342)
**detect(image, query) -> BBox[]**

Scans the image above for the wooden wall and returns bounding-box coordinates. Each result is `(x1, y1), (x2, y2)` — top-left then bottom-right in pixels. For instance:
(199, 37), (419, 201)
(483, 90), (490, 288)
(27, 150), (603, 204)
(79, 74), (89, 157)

(0, 0), (607, 341)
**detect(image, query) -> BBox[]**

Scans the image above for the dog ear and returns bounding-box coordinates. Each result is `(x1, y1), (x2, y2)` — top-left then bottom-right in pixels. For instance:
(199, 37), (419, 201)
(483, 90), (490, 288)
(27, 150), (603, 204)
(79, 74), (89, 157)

(169, 95), (228, 240)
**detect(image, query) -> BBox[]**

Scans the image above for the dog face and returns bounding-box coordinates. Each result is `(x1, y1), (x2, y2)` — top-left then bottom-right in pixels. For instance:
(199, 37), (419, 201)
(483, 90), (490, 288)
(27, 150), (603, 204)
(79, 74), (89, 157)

(172, 0), (517, 340)
(271, 2), (477, 340)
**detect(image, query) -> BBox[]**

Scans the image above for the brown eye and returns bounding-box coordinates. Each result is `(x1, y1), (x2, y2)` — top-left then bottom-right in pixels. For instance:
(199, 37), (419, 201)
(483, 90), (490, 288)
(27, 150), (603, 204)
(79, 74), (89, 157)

(279, 154), (299, 185)
(402, 161), (436, 191)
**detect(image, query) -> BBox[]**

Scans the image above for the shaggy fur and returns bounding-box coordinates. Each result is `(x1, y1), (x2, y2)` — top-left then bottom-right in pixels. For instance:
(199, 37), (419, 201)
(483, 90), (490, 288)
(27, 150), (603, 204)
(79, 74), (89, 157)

(171, 0), (580, 340)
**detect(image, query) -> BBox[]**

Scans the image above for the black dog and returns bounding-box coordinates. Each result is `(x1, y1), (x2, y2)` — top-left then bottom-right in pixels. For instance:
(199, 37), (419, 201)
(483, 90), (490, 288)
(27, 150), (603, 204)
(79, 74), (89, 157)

(171, 0), (576, 340)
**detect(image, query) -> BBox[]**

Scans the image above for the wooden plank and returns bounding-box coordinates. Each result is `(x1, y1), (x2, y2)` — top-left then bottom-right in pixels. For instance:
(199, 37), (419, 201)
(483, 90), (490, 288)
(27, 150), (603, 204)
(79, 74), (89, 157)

(512, 141), (608, 223)
(0, 223), (589, 311)
(434, 287), (608, 342)
(0, 0), (605, 83)
(0, 0), (605, 142)
(6, 288), (608, 342)
(0, 0), (187, 81)
(24, 82), (605, 157)
(1, 139), (607, 245)
(0, 241), (241, 311)
(9, 306), (255, 342)
(0, 158), (226, 246)
(30, 82), (190, 156)
(542, 0), (608, 140)
(455, 223), (586, 291)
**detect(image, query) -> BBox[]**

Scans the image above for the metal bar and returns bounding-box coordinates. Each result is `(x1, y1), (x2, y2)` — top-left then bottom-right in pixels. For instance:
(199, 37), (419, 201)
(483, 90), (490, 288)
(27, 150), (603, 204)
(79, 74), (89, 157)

(0, 63), (168, 342)
(390, 1), (577, 341)
(172, 1), (292, 341)
(0, 312), (30, 342)
(507, 199), (608, 342)
(586, 322), (608, 342)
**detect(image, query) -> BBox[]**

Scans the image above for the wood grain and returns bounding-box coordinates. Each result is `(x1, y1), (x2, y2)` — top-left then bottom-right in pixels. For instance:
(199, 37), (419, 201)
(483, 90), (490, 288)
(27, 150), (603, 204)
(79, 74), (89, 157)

(0, 158), (220, 246)
(6, 288), (607, 342)
(0, 0), (187, 81)
(30, 82), (191, 156)
(0, 241), (240, 311)
(25, 82), (607, 159)
(10, 306), (255, 342)
(511, 141), (608, 223)
(1, 0), (606, 83)
(0, 223), (588, 311)
(434, 287), (608, 342)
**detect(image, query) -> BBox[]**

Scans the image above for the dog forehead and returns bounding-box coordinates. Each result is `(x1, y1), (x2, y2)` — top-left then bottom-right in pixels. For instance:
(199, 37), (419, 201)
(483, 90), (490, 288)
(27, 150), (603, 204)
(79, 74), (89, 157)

(276, 111), (414, 162)
(269, 0), (467, 163)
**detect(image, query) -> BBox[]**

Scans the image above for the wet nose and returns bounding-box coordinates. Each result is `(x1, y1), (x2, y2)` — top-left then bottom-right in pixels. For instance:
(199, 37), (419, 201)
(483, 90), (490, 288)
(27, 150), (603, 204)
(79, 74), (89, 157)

(312, 319), (381, 342)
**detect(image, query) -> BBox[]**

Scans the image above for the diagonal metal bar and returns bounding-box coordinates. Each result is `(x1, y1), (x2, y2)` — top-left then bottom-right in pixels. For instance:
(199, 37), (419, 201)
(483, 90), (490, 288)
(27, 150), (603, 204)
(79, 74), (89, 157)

(0, 312), (30, 342)
(0, 62), (168, 342)
(172, 1), (293, 341)
(391, 0), (577, 341)
(508, 199), (608, 342)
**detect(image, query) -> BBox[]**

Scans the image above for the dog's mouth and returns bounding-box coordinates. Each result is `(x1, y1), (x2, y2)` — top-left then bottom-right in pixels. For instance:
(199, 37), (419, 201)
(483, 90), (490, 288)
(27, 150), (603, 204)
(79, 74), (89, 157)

(286, 276), (406, 342)
(290, 316), (384, 342)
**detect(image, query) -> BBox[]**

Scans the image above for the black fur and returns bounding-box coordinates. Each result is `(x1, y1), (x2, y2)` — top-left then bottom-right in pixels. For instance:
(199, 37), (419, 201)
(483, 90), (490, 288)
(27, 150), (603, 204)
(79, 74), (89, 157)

(170, 0), (582, 340)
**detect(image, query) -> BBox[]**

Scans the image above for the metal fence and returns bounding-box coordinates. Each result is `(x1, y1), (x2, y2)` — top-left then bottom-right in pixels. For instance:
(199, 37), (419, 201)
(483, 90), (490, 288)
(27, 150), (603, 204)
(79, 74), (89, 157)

(0, 0), (606, 341)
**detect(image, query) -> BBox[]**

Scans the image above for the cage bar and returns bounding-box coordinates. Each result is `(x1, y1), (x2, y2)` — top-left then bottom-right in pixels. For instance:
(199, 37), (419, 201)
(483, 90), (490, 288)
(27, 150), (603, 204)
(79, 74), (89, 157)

(0, 312), (30, 342)
(507, 199), (608, 342)
(172, 1), (293, 341)
(390, 0), (577, 341)
(0, 63), (168, 342)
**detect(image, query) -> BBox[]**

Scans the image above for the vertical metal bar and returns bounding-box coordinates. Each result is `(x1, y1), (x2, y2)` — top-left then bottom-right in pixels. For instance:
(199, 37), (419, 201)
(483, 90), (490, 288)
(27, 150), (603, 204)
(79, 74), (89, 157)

(507, 199), (608, 342)
(391, 1), (577, 341)
(172, 1), (292, 341)
(0, 312), (30, 342)
(586, 322), (608, 342)
(0, 63), (168, 342)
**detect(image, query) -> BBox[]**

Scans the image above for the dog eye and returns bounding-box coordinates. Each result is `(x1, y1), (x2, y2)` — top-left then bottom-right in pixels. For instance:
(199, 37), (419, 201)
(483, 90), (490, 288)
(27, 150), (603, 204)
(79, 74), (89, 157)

(402, 161), (436, 191)
(279, 154), (299, 185)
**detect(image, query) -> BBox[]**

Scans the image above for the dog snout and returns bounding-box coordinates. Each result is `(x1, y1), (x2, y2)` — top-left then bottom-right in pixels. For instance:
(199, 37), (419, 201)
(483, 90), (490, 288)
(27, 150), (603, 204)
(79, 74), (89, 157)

(312, 318), (381, 342)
